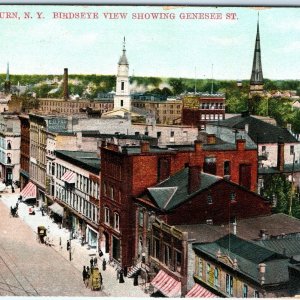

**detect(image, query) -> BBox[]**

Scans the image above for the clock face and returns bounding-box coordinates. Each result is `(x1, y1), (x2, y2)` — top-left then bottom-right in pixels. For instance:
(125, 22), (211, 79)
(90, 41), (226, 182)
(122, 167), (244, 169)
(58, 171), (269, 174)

(184, 97), (199, 108)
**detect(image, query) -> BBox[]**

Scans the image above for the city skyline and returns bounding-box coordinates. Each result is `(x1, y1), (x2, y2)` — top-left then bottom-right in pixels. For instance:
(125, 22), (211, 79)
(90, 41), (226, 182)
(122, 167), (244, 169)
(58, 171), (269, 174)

(0, 6), (299, 80)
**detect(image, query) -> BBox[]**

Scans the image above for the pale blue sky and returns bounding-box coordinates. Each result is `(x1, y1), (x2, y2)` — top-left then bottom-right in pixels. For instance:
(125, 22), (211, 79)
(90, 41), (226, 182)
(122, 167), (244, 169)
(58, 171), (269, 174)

(0, 6), (299, 80)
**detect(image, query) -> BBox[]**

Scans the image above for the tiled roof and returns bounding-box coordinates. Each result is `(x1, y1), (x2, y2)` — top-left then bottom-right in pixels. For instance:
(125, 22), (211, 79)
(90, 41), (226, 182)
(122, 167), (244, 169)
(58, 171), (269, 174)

(259, 163), (300, 174)
(215, 114), (298, 144)
(146, 167), (221, 211)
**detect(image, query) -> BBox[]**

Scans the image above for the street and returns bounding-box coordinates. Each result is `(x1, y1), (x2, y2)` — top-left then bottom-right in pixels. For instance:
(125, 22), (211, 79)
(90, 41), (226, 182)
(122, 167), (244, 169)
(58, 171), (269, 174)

(0, 198), (106, 296)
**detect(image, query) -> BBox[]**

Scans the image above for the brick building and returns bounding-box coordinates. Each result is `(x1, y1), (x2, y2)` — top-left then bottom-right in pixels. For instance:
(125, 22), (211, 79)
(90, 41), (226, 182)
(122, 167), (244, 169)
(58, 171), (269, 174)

(99, 137), (258, 269)
(18, 114), (30, 189)
(181, 93), (225, 130)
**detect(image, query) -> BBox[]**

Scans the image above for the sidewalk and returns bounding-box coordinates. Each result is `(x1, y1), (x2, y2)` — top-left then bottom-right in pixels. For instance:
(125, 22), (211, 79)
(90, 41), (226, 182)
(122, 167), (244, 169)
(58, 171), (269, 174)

(1, 190), (150, 297)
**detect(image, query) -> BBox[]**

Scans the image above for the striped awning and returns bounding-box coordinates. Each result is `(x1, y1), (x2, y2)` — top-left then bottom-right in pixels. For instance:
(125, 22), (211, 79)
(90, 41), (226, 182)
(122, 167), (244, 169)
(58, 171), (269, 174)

(20, 182), (37, 199)
(61, 170), (76, 184)
(186, 284), (216, 298)
(48, 202), (64, 217)
(151, 270), (181, 297)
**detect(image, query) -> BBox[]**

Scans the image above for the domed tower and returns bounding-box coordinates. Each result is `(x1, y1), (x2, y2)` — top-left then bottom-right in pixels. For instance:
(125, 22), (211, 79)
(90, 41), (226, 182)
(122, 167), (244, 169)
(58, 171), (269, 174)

(114, 37), (131, 111)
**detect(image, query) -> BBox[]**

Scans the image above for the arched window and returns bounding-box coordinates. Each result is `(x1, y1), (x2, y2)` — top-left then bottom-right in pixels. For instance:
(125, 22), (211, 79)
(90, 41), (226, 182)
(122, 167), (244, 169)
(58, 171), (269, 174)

(114, 212), (120, 231)
(104, 207), (110, 225)
(7, 140), (11, 150)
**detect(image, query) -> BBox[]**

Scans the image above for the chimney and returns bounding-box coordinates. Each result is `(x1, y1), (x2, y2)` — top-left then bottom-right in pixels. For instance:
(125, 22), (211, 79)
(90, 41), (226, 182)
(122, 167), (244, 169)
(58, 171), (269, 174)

(233, 220), (237, 235)
(63, 68), (69, 100)
(258, 263), (266, 285)
(140, 141), (150, 153)
(194, 140), (202, 153)
(277, 137), (284, 172)
(259, 229), (267, 240)
(245, 123), (249, 133)
(236, 139), (246, 151)
(207, 134), (216, 145)
(188, 165), (201, 194)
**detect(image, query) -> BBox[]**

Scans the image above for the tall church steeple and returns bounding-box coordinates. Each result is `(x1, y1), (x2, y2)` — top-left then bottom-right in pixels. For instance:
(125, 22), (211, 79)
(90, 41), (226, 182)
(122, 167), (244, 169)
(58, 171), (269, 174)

(114, 37), (131, 111)
(4, 62), (11, 94)
(249, 14), (264, 97)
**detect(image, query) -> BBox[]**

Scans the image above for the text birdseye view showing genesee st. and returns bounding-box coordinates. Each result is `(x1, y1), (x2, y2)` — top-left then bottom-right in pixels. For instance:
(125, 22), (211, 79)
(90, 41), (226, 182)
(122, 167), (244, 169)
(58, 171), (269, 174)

(0, 6), (300, 298)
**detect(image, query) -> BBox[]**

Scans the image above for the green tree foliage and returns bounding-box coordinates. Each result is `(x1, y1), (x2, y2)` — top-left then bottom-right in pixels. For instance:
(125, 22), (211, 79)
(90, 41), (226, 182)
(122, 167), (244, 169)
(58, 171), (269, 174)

(168, 78), (187, 95)
(262, 174), (300, 218)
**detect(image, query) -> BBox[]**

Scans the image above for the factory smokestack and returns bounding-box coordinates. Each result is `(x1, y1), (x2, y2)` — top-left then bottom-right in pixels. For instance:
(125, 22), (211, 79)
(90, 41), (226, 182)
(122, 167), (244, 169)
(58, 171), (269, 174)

(63, 68), (69, 100)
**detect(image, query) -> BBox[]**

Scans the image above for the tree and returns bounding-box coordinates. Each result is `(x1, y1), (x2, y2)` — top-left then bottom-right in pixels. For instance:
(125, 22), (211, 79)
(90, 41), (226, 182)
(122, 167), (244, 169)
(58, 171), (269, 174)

(168, 78), (186, 95)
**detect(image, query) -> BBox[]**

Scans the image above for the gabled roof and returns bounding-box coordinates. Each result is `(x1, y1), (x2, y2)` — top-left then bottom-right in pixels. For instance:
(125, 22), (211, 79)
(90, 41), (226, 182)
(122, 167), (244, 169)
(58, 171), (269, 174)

(215, 114), (298, 144)
(193, 234), (291, 285)
(145, 167), (221, 211)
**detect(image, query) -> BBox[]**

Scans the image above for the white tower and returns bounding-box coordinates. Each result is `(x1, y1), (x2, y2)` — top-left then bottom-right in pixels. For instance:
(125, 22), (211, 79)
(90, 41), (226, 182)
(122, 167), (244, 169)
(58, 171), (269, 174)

(114, 37), (131, 111)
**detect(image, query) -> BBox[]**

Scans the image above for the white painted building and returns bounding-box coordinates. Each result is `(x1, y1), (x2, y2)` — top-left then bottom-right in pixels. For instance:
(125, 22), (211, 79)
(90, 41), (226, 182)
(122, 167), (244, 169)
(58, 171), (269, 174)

(0, 113), (20, 184)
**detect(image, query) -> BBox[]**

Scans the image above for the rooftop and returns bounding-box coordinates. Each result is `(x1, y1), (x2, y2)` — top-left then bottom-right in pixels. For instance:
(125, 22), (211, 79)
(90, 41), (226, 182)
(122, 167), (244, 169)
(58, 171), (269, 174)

(176, 213), (300, 243)
(55, 150), (100, 174)
(214, 112), (298, 144)
(193, 234), (290, 285)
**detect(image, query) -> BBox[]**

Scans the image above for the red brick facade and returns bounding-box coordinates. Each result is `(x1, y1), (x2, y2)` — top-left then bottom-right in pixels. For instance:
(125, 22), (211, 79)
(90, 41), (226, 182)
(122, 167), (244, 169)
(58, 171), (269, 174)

(160, 180), (271, 225)
(100, 139), (258, 268)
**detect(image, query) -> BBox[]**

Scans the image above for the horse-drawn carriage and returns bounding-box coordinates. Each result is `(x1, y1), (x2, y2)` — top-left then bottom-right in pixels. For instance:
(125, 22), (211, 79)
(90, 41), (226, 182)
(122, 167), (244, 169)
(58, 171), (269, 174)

(89, 267), (102, 291)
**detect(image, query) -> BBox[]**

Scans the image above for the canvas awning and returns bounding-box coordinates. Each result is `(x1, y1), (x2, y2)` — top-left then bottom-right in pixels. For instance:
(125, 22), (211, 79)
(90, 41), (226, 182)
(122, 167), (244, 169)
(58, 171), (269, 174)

(48, 202), (64, 217)
(20, 182), (37, 199)
(185, 284), (217, 298)
(151, 270), (181, 297)
(61, 170), (76, 184)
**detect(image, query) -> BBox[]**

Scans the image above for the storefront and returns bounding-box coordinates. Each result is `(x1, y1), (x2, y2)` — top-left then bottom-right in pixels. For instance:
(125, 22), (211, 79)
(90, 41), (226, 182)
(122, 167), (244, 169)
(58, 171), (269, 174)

(87, 224), (98, 249)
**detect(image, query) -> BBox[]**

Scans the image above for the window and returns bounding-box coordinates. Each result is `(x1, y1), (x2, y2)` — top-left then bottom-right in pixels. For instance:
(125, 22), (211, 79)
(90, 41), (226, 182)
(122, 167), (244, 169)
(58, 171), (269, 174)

(121, 81), (125, 91)
(163, 244), (172, 267)
(110, 186), (114, 200)
(114, 213), (120, 231)
(230, 192), (236, 202)
(243, 284), (248, 298)
(224, 161), (231, 176)
(103, 182), (107, 196)
(7, 141), (11, 149)
(226, 274), (233, 296)
(262, 145), (266, 152)
(170, 131), (174, 137)
(201, 114), (205, 120)
(174, 250), (182, 273)
(120, 100), (123, 107)
(157, 132), (161, 138)
(203, 157), (216, 175)
(254, 291), (259, 298)
(104, 207), (110, 225)
(139, 210), (144, 227)
(207, 194), (213, 205)
(214, 268), (219, 287)
(196, 257), (203, 277)
(290, 145), (295, 155)
(153, 237), (160, 259)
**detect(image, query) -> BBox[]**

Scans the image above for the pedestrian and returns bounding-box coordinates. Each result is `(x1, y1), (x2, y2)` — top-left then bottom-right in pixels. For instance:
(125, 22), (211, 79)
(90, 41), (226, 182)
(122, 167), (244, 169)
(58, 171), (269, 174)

(102, 258), (106, 271)
(119, 268), (125, 283)
(11, 185), (15, 193)
(82, 266), (87, 283)
(99, 272), (103, 290)
(117, 268), (120, 280)
(90, 257), (94, 269)
(93, 256), (97, 267)
(85, 266), (90, 288)
(133, 273), (138, 286)
(67, 240), (70, 251)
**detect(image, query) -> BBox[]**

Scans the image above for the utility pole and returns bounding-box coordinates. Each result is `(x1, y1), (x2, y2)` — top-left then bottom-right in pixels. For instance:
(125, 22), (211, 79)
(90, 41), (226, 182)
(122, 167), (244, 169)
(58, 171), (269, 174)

(289, 152), (296, 215)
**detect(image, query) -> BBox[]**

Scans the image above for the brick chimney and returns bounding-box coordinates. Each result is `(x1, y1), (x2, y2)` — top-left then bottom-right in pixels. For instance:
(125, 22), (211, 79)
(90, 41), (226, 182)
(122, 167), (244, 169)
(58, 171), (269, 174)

(188, 165), (201, 194)
(194, 140), (202, 153)
(63, 68), (69, 100)
(207, 134), (216, 145)
(236, 139), (246, 151)
(141, 141), (150, 153)
(277, 138), (284, 172)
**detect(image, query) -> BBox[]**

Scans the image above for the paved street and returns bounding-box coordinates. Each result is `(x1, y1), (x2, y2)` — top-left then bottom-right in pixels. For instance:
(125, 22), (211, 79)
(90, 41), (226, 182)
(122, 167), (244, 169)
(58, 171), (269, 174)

(0, 190), (150, 297)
